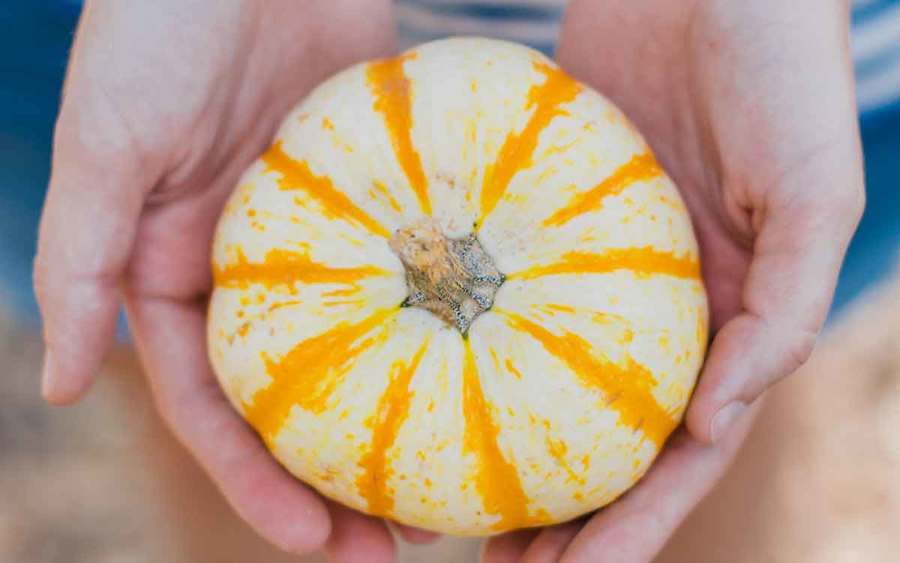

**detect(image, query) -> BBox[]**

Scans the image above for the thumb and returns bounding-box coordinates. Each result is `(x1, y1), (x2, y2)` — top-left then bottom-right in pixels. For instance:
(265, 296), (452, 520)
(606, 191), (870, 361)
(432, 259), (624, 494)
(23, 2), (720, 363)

(34, 24), (158, 403)
(687, 156), (864, 443)
(35, 116), (149, 404)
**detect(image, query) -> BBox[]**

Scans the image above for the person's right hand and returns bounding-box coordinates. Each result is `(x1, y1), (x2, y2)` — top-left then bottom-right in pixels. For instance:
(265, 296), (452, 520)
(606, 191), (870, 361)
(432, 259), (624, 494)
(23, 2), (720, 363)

(484, 0), (864, 561)
(34, 1), (437, 560)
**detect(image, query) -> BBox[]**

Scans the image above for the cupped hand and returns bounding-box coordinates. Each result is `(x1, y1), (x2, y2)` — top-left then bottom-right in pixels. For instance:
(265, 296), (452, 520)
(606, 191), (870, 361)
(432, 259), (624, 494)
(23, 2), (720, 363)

(34, 1), (438, 560)
(484, 0), (864, 561)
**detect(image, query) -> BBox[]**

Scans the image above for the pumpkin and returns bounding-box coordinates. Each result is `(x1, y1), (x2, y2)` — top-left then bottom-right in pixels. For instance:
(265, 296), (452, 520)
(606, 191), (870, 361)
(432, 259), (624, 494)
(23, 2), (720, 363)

(207, 37), (708, 536)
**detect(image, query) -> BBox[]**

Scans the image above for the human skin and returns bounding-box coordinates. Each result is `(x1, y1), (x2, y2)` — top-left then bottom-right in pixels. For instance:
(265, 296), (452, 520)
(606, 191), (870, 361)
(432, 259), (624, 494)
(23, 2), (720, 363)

(34, 0), (864, 562)
(33, 1), (435, 561)
(483, 0), (864, 561)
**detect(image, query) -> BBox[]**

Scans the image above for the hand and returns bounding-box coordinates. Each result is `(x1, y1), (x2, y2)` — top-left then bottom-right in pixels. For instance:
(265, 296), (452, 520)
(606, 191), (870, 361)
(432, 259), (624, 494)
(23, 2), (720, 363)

(34, 1), (436, 560)
(484, 0), (864, 560)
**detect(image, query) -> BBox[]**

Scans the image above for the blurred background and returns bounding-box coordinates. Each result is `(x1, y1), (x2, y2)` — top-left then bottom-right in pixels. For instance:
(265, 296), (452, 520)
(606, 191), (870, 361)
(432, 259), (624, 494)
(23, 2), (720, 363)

(2, 1), (899, 562)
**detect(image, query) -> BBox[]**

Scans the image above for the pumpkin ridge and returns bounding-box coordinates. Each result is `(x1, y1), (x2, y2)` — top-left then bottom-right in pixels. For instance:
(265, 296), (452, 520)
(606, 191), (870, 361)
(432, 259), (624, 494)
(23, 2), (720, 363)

(509, 246), (700, 281)
(356, 336), (432, 517)
(477, 60), (581, 224)
(461, 340), (537, 531)
(500, 311), (677, 447)
(213, 247), (388, 292)
(244, 308), (397, 445)
(542, 152), (662, 228)
(261, 141), (391, 238)
(367, 53), (432, 215)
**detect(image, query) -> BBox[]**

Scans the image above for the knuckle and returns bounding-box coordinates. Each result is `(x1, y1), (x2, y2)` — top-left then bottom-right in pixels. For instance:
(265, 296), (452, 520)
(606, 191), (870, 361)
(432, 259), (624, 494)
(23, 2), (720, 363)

(786, 183), (865, 246)
(781, 326), (818, 374)
(844, 182), (866, 223)
(57, 112), (138, 170)
(817, 182), (866, 226)
(54, 88), (144, 175)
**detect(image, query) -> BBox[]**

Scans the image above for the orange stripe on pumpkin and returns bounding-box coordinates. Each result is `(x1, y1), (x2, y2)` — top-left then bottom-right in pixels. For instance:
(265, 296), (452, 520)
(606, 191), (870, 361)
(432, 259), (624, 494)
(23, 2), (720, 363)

(545, 438), (585, 485)
(509, 247), (700, 281)
(503, 358), (524, 380)
(357, 337), (431, 517)
(537, 303), (577, 316)
(367, 54), (432, 215)
(462, 341), (533, 531)
(543, 152), (662, 227)
(371, 180), (403, 213)
(262, 141), (390, 238)
(478, 61), (581, 223)
(244, 309), (396, 445)
(267, 299), (302, 312)
(502, 312), (676, 447)
(213, 248), (387, 293)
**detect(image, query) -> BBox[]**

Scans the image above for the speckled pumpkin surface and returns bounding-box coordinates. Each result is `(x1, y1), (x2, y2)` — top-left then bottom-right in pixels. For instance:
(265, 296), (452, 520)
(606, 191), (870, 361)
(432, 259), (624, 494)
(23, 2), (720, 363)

(207, 37), (708, 536)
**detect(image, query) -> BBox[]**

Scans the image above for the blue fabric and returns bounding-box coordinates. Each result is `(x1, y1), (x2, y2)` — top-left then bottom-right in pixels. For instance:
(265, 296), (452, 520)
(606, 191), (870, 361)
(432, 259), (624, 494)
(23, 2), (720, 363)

(399, 1), (564, 21)
(834, 106), (900, 311)
(0, 0), (897, 325)
(0, 1), (80, 325)
(855, 0), (899, 22)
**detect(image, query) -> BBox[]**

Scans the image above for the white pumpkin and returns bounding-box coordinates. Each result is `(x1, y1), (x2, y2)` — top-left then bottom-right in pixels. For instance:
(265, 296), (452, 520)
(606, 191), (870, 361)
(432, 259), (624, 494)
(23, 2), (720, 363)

(207, 37), (708, 536)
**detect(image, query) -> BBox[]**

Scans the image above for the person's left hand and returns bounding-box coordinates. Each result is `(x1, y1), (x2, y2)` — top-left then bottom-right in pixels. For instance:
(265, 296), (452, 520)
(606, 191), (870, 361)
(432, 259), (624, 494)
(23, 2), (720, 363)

(34, 2), (438, 560)
(484, 1), (864, 561)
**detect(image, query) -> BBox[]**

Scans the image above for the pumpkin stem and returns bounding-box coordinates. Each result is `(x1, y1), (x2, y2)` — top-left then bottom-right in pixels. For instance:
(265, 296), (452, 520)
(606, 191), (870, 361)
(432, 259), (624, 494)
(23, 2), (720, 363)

(389, 219), (504, 334)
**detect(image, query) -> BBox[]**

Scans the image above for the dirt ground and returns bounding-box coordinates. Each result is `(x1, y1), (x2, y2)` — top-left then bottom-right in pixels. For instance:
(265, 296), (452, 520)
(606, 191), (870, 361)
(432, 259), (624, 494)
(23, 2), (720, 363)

(2, 273), (898, 562)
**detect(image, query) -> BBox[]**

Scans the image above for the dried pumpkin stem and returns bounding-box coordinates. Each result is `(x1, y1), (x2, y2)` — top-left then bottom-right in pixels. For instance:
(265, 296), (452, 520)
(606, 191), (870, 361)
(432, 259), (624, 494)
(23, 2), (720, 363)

(389, 219), (504, 334)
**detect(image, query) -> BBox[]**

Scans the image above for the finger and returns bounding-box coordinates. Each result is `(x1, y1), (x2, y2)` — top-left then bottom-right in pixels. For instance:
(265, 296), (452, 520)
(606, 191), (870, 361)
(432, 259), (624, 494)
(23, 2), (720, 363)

(34, 117), (147, 403)
(391, 522), (441, 544)
(688, 166), (865, 443)
(688, 1), (865, 443)
(481, 529), (540, 563)
(561, 404), (759, 563)
(124, 293), (331, 555)
(520, 520), (583, 563)
(326, 503), (396, 563)
(33, 10), (161, 404)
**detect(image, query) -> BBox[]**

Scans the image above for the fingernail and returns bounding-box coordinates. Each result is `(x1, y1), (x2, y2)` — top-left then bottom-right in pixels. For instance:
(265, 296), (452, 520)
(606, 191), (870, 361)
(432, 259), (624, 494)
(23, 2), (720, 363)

(710, 401), (747, 442)
(41, 351), (56, 401)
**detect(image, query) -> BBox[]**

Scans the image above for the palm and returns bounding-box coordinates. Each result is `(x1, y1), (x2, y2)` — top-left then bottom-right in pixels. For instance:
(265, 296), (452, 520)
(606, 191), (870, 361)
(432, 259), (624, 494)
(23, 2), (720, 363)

(562, 0), (863, 431)
(485, 1), (863, 561)
(562, 0), (854, 330)
(120, 3), (380, 300)
(119, 4), (427, 559)
(38, 1), (415, 559)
